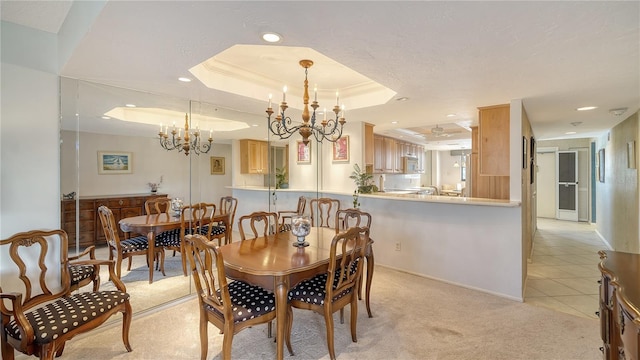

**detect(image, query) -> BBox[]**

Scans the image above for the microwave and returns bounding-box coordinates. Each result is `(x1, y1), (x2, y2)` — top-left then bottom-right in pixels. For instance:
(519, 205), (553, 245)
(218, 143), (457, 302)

(403, 156), (420, 173)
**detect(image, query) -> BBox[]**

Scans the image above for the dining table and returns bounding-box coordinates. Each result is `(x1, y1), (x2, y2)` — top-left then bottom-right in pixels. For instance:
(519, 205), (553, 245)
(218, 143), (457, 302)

(119, 211), (230, 284)
(218, 227), (374, 360)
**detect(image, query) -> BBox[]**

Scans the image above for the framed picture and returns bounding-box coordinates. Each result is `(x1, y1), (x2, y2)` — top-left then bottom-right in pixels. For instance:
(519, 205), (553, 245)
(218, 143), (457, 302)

(628, 141), (636, 169)
(522, 136), (527, 169)
(98, 151), (132, 174)
(598, 148), (605, 182)
(332, 135), (350, 162)
(297, 141), (311, 164)
(210, 156), (225, 175)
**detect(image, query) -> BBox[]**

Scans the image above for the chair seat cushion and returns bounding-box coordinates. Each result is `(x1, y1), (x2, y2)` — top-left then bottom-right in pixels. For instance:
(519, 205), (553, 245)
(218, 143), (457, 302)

(4, 291), (129, 345)
(202, 225), (225, 236)
(120, 236), (158, 253)
(69, 264), (95, 286)
(205, 281), (275, 323)
(288, 273), (352, 306)
(157, 228), (181, 247)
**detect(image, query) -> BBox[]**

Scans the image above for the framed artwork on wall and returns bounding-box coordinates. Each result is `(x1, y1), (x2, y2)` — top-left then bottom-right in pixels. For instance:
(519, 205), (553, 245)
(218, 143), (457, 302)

(332, 135), (350, 162)
(628, 141), (636, 169)
(210, 156), (225, 175)
(297, 141), (311, 164)
(598, 148), (605, 182)
(98, 151), (132, 174)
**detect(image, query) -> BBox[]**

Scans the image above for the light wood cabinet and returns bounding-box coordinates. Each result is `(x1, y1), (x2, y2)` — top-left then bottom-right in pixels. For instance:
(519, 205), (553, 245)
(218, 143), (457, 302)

(373, 134), (424, 174)
(373, 135), (385, 173)
(478, 104), (510, 176)
(364, 123), (374, 166)
(61, 193), (167, 249)
(383, 137), (396, 173)
(240, 139), (268, 174)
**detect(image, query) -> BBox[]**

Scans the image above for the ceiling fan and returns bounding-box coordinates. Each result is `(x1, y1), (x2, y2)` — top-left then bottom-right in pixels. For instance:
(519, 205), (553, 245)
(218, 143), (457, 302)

(422, 124), (465, 138)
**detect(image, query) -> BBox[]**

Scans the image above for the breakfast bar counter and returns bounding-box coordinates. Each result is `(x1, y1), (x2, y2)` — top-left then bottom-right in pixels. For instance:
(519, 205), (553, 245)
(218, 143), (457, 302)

(231, 186), (525, 301)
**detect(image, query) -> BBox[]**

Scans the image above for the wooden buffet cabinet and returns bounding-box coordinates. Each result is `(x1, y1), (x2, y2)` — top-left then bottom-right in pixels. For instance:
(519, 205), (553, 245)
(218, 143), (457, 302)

(598, 250), (640, 360)
(61, 193), (168, 249)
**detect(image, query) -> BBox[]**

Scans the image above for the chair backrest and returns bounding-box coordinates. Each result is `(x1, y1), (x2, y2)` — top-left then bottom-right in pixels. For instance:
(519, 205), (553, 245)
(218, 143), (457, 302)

(295, 196), (307, 216)
(0, 229), (71, 312)
(145, 197), (171, 215)
(98, 205), (122, 251)
(181, 202), (217, 239)
(335, 208), (372, 231)
(326, 227), (369, 301)
(309, 198), (341, 228)
(219, 196), (238, 231)
(183, 234), (229, 316)
(238, 211), (279, 240)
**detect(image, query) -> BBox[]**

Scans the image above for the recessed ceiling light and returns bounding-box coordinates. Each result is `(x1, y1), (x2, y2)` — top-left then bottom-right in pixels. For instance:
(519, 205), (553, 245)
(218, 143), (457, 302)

(396, 97), (409, 102)
(125, 104), (136, 108)
(252, 124), (259, 127)
(178, 77), (192, 82)
(446, 113), (456, 117)
(576, 106), (597, 111)
(565, 131), (577, 135)
(262, 32), (282, 43)
(101, 116), (111, 120)
(391, 121), (398, 124)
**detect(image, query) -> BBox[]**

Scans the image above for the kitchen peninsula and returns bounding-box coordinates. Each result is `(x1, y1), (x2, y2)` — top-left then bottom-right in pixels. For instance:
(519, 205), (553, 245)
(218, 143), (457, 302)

(231, 186), (524, 301)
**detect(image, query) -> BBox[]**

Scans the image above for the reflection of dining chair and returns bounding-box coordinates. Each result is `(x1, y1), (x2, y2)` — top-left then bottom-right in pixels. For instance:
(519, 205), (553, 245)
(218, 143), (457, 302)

(238, 211), (279, 240)
(336, 208), (374, 317)
(309, 197), (341, 228)
(278, 196), (306, 232)
(286, 227), (369, 360)
(68, 245), (100, 292)
(209, 196), (238, 245)
(161, 202), (216, 276)
(184, 234), (288, 360)
(0, 229), (132, 360)
(144, 197), (173, 243)
(98, 205), (165, 279)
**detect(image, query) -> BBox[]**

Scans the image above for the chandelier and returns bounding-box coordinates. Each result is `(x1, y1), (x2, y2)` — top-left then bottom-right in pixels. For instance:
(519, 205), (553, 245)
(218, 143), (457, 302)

(266, 59), (346, 145)
(158, 114), (212, 156)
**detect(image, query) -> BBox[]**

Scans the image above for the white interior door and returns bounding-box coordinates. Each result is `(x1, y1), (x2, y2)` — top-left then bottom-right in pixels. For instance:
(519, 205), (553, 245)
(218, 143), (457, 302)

(536, 151), (556, 218)
(557, 151), (579, 221)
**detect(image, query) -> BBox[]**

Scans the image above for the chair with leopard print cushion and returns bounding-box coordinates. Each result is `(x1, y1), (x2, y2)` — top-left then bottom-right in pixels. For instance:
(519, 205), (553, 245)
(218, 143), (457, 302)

(0, 229), (132, 360)
(184, 234), (290, 360)
(286, 226), (369, 360)
(68, 245), (100, 293)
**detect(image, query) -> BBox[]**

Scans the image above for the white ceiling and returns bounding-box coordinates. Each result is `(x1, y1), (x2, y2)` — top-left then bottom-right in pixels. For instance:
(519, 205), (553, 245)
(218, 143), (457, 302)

(2, 1), (639, 150)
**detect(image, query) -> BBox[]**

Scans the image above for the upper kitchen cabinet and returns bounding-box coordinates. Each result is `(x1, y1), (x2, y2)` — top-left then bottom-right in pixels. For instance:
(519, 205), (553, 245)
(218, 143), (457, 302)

(364, 123), (374, 166)
(240, 139), (268, 174)
(478, 104), (510, 176)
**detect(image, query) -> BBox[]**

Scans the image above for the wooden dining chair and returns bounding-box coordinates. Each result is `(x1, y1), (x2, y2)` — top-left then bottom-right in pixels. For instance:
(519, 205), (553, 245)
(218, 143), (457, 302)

(144, 197), (172, 215)
(286, 226), (369, 360)
(336, 208), (374, 318)
(209, 196), (238, 245)
(98, 205), (165, 279)
(0, 229), (132, 360)
(238, 211), (279, 240)
(278, 196), (306, 232)
(184, 234), (289, 360)
(309, 197), (341, 228)
(68, 245), (100, 292)
(160, 202), (216, 276)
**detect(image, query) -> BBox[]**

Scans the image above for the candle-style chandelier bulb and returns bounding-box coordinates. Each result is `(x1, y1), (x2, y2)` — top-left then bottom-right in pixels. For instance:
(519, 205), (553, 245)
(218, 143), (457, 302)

(266, 59), (346, 145)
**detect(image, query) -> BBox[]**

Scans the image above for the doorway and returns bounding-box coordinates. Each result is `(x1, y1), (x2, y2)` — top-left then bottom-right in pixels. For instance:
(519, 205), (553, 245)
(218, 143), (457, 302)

(557, 151), (578, 221)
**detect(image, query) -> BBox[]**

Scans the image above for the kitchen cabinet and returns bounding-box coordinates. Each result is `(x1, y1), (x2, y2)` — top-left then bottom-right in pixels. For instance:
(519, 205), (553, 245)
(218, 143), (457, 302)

(478, 104), (510, 176)
(61, 193), (167, 249)
(374, 135), (385, 173)
(383, 137), (396, 173)
(373, 134), (424, 174)
(364, 123), (374, 166)
(240, 139), (268, 174)
(394, 140), (405, 173)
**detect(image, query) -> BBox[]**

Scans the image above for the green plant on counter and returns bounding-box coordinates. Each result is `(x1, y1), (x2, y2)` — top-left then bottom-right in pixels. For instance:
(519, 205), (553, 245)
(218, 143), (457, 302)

(275, 167), (288, 189)
(350, 163), (377, 208)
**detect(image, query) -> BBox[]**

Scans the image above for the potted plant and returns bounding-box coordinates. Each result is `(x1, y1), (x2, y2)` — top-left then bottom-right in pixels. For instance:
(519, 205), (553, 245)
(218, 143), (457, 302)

(349, 164), (377, 208)
(276, 167), (289, 189)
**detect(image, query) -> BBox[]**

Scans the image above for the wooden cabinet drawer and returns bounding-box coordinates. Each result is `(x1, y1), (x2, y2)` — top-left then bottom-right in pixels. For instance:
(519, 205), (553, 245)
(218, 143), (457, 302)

(108, 198), (132, 207)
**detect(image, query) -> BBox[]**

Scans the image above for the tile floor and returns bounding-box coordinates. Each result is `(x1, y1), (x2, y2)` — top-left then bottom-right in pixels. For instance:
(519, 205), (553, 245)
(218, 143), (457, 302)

(525, 217), (609, 319)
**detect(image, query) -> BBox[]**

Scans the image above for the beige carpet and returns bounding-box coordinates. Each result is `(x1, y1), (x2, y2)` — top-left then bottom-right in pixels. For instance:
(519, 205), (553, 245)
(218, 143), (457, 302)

(23, 265), (601, 360)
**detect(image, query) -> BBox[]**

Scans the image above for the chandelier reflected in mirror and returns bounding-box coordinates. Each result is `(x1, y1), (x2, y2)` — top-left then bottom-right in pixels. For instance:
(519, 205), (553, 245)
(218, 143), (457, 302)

(266, 59), (346, 145)
(158, 113), (213, 156)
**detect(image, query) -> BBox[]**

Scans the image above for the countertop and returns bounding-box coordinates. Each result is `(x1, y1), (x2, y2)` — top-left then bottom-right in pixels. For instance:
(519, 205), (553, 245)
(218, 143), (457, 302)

(229, 186), (520, 207)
